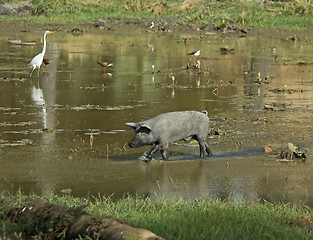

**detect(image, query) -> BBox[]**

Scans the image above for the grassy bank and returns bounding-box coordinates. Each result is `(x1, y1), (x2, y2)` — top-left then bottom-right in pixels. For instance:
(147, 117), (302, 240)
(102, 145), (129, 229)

(1, 192), (313, 239)
(1, 0), (313, 30)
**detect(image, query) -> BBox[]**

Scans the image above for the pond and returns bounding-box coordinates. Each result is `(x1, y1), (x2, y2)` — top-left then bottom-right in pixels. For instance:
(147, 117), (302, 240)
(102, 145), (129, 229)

(0, 26), (313, 206)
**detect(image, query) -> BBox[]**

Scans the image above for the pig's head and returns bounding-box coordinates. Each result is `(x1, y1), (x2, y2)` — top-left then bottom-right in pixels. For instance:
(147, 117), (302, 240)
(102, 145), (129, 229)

(126, 122), (153, 148)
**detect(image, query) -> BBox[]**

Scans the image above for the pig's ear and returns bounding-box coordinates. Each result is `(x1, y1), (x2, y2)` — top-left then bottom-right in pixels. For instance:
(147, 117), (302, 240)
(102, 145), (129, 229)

(126, 122), (138, 129)
(139, 124), (152, 133)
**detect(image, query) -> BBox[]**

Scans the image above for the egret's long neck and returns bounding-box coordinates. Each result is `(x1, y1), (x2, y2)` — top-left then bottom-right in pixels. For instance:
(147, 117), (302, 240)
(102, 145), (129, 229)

(41, 32), (47, 56)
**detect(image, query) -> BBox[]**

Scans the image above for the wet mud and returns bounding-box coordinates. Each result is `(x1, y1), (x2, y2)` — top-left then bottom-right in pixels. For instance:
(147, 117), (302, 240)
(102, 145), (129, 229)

(0, 26), (313, 206)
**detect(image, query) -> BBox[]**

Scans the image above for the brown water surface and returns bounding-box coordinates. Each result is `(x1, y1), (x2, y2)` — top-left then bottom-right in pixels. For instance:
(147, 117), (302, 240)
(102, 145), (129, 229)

(0, 27), (313, 205)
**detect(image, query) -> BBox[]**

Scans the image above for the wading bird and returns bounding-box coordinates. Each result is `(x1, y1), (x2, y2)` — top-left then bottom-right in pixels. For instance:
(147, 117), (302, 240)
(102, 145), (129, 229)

(28, 31), (54, 77)
(43, 59), (52, 68)
(187, 50), (200, 57)
(98, 61), (113, 68)
(149, 21), (154, 29)
(187, 50), (200, 63)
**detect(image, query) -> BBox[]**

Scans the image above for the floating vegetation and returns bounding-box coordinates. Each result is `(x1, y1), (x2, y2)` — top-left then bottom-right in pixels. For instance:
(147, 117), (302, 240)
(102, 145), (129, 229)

(2, 128), (125, 135)
(70, 104), (143, 111)
(155, 82), (189, 89)
(0, 77), (26, 82)
(0, 139), (32, 147)
(23, 104), (145, 111)
(0, 121), (36, 127)
(7, 39), (36, 45)
(0, 107), (21, 112)
(269, 88), (305, 94)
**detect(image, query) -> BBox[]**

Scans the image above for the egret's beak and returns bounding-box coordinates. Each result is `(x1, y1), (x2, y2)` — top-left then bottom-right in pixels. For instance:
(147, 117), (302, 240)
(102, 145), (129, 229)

(49, 31), (54, 34)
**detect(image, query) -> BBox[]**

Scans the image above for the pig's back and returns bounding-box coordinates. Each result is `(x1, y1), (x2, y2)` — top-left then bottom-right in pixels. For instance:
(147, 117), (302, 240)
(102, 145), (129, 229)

(144, 111), (210, 143)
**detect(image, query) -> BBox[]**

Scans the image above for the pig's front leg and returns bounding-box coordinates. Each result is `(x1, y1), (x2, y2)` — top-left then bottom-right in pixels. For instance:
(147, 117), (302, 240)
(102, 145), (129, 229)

(146, 144), (161, 160)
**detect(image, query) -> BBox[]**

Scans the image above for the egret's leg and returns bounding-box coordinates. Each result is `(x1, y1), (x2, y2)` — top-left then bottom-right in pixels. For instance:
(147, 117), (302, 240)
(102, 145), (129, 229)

(29, 68), (35, 77)
(37, 67), (40, 77)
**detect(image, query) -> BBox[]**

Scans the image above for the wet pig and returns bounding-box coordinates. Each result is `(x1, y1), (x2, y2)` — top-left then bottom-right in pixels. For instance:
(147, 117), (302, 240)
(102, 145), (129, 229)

(126, 111), (212, 161)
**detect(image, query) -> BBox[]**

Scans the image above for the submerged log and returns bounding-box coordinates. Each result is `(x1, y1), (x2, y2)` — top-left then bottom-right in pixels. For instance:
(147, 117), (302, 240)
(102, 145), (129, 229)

(5, 199), (164, 240)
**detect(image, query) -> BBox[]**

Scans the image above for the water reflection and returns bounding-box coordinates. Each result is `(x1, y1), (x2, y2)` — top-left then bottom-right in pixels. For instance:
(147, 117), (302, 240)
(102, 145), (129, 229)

(31, 85), (47, 128)
(0, 28), (313, 206)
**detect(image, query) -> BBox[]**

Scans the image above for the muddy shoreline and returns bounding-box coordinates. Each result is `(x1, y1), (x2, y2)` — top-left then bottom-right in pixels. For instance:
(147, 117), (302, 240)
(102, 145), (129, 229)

(2, 1), (313, 37)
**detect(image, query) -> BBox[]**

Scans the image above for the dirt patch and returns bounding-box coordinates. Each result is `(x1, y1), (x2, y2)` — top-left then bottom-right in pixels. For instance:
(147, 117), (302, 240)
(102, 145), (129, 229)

(4, 199), (163, 240)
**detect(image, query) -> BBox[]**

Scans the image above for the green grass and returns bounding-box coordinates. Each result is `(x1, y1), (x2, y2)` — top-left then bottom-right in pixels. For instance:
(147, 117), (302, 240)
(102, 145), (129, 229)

(86, 195), (313, 240)
(1, 0), (313, 29)
(1, 192), (313, 239)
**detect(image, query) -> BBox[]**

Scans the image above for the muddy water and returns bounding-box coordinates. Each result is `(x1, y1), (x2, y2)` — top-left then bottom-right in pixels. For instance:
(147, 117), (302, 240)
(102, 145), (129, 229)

(0, 27), (313, 205)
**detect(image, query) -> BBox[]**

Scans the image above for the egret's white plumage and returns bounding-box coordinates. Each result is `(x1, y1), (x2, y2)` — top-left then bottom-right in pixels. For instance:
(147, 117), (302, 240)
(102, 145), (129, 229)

(28, 30), (54, 77)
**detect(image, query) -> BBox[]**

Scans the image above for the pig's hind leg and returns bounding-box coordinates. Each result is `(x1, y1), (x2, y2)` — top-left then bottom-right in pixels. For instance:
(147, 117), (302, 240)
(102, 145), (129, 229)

(160, 148), (169, 160)
(199, 141), (212, 158)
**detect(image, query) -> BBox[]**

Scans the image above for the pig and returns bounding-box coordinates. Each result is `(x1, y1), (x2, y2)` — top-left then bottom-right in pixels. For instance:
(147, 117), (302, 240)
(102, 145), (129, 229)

(126, 110), (212, 161)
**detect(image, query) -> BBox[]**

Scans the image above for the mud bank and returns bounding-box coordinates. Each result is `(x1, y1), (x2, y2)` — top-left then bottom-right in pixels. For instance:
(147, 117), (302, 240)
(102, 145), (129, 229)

(3, 198), (163, 240)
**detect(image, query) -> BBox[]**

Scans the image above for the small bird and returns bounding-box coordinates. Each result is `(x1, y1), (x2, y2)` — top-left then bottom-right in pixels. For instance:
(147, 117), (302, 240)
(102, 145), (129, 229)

(270, 46), (277, 52)
(98, 61), (113, 68)
(43, 59), (52, 68)
(149, 21), (154, 29)
(28, 30), (54, 77)
(187, 50), (200, 57)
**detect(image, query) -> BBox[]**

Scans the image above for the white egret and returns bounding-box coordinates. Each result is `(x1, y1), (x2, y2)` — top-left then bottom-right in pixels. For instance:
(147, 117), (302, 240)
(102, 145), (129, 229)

(28, 30), (54, 77)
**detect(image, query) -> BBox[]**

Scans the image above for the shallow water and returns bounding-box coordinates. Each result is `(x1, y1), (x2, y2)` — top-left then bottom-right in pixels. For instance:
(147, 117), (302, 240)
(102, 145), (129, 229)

(0, 27), (313, 205)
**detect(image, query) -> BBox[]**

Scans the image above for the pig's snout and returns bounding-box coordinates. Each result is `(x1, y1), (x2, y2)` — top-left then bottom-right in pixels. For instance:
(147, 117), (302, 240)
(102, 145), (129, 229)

(128, 139), (144, 148)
